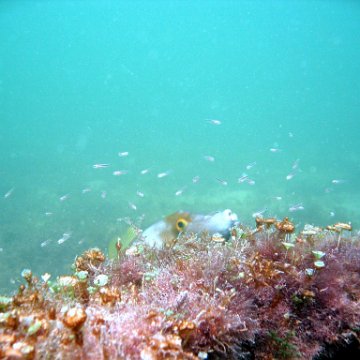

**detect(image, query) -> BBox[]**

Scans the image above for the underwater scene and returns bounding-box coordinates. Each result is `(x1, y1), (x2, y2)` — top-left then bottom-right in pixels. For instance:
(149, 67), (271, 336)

(1, 1), (360, 359)
(1, 0), (360, 292)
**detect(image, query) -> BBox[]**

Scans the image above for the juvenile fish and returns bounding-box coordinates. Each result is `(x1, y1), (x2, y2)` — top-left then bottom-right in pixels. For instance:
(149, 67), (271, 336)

(4, 188), (14, 199)
(206, 119), (222, 125)
(93, 163), (110, 169)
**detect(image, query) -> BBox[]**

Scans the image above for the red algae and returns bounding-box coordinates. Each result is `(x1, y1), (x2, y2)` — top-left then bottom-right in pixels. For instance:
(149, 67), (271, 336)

(0, 220), (359, 359)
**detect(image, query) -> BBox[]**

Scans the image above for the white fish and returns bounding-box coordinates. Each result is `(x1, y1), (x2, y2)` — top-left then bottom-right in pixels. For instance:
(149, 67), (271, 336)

(82, 188), (91, 194)
(101, 191), (107, 199)
(59, 194), (69, 201)
(113, 170), (128, 176)
(289, 203), (304, 212)
(204, 155), (215, 162)
(252, 208), (267, 218)
(45, 212), (53, 216)
(330, 211), (335, 217)
(238, 174), (249, 183)
(140, 169), (150, 175)
(286, 172), (296, 180)
(93, 163), (110, 169)
(4, 188), (14, 199)
(292, 159), (300, 169)
(273, 196), (282, 201)
(141, 209), (238, 249)
(192, 175), (200, 183)
(238, 174), (255, 185)
(269, 148), (282, 153)
(58, 232), (71, 245)
(331, 179), (346, 185)
(63, 232), (72, 240)
(118, 151), (129, 157)
(157, 171), (171, 178)
(136, 190), (145, 198)
(175, 188), (186, 196)
(216, 178), (228, 186)
(206, 119), (222, 125)
(128, 202), (137, 210)
(40, 239), (52, 248)
(246, 161), (256, 170)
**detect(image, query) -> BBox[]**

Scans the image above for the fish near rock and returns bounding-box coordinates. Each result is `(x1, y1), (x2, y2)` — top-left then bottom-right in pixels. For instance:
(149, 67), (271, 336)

(141, 209), (238, 249)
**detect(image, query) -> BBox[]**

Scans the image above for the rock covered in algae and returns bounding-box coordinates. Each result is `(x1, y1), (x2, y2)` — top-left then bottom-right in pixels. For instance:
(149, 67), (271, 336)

(0, 219), (359, 359)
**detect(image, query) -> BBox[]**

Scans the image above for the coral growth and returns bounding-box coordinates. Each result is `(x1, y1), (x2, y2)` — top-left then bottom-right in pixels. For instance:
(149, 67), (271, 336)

(0, 218), (359, 359)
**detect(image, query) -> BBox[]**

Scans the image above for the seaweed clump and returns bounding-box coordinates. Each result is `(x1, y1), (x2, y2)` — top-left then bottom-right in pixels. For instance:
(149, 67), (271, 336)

(0, 219), (359, 359)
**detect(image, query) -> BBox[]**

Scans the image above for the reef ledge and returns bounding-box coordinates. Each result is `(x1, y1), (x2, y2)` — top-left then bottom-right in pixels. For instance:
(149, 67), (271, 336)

(0, 219), (359, 359)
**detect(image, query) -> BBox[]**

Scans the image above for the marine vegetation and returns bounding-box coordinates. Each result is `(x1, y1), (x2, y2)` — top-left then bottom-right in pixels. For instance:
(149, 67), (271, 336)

(0, 218), (359, 359)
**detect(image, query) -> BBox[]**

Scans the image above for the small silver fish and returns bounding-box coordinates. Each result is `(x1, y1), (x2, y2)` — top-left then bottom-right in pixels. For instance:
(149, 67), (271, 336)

(118, 151), (129, 157)
(59, 194), (69, 201)
(269, 148), (282, 153)
(216, 178), (228, 186)
(246, 161), (256, 170)
(157, 170), (171, 178)
(204, 155), (215, 162)
(113, 170), (128, 176)
(93, 163), (110, 169)
(57, 232), (71, 245)
(331, 179), (346, 185)
(136, 191), (145, 198)
(286, 172), (296, 180)
(4, 188), (14, 199)
(252, 208), (267, 218)
(175, 187), (186, 196)
(206, 119), (222, 125)
(128, 202), (137, 210)
(289, 203), (304, 212)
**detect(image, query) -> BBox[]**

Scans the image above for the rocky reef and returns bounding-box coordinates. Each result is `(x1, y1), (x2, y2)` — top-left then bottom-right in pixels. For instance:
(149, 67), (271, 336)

(0, 219), (359, 359)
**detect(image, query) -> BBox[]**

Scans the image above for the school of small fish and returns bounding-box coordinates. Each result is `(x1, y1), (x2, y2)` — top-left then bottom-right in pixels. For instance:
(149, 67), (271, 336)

(1, 118), (348, 254)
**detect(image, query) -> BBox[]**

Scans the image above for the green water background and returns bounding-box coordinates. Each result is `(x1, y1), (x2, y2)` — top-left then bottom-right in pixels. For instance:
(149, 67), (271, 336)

(1, 0), (359, 292)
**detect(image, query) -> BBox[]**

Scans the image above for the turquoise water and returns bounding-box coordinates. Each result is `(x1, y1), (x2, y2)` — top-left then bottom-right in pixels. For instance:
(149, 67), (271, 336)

(1, 0), (359, 292)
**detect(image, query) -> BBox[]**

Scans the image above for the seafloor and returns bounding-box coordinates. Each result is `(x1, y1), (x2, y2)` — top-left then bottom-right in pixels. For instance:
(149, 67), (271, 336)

(0, 218), (359, 359)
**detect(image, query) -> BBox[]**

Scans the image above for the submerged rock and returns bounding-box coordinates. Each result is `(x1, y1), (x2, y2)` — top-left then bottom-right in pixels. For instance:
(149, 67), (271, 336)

(0, 219), (359, 359)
